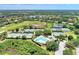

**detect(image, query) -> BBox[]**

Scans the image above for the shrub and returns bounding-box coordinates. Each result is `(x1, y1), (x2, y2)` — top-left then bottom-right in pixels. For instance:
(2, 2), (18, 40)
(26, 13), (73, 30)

(22, 35), (26, 40)
(66, 41), (75, 49)
(63, 48), (75, 55)
(68, 35), (73, 41)
(46, 41), (59, 51)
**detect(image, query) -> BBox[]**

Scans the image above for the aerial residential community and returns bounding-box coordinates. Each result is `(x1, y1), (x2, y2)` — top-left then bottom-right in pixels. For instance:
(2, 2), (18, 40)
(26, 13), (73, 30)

(0, 5), (79, 55)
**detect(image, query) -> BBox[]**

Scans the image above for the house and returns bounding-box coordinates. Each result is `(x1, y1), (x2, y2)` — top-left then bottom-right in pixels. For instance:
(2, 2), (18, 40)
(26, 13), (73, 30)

(7, 28), (45, 39)
(68, 23), (74, 25)
(48, 35), (56, 40)
(52, 32), (65, 37)
(52, 28), (70, 32)
(7, 32), (34, 39)
(52, 24), (70, 36)
(31, 23), (47, 29)
(52, 28), (70, 37)
(53, 24), (63, 28)
(52, 24), (70, 32)
(52, 28), (62, 32)
(24, 29), (44, 33)
(62, 28), (70, 32)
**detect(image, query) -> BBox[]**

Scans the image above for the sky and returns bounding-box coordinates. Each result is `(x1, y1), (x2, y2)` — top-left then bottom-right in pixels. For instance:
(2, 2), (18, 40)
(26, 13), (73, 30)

(0, 4), (79, 10)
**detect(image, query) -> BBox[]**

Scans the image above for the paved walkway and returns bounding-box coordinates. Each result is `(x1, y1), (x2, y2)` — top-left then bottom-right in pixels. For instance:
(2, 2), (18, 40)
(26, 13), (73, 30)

(55, 41), (66, 55)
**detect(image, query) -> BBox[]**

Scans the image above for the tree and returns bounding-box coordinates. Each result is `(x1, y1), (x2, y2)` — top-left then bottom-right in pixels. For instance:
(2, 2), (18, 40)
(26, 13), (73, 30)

(74, 29), (79, 35)
(22, 35), (26, 40)
(69, 26), (74, 30)
(46, 41), (59, 51)
(75, 24), (79, 29)
(43, 29), (51, 35)
(63, 25), (68, 28)
(16, 36), (20, 39)
(15, 28), (19, 32)
(35, 31), (43, 36)
(73, 38), (79, 47)
(68, 35), (73, 40)
(56, 35), (66, 41)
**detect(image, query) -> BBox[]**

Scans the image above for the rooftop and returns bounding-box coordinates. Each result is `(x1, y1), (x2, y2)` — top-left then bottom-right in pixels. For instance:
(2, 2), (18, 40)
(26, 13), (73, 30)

(53, 24), (63, 28)
(7, 33), (33, 39)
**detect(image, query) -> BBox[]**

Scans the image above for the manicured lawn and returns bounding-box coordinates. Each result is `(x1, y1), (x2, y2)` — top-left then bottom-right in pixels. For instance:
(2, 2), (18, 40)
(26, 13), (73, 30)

(47, 22), (54, 28)
(0, 39), (49, 55)
(0, 21), (46, 31)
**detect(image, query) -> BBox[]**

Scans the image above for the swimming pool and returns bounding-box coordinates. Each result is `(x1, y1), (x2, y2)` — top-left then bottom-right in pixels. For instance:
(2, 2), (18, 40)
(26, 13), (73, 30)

(34, 35), (49, 44)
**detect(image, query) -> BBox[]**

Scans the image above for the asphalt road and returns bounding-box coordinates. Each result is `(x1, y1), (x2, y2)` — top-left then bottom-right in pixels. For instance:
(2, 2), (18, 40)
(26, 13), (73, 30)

(76, 46), (79, 55)
(55, 41), (66, 55)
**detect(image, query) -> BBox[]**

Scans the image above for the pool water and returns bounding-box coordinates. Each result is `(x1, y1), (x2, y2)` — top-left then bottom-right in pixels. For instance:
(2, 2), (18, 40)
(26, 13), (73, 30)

(34, 36), (49, 44)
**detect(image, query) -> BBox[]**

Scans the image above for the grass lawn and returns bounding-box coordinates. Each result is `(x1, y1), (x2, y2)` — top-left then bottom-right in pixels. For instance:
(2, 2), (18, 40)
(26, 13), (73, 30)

(65, 31), (77, 39)
(0, 21), (46, 31)
(47, 22), (54, 28)
(41, 45), (54, 55)
(0, 39), (49, 55)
